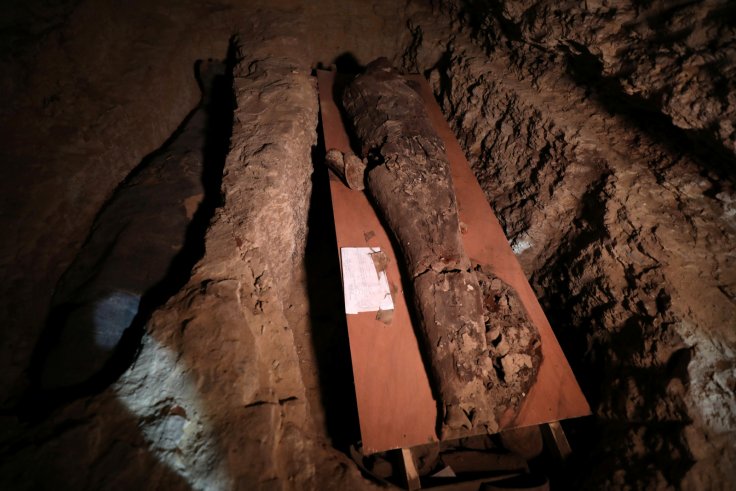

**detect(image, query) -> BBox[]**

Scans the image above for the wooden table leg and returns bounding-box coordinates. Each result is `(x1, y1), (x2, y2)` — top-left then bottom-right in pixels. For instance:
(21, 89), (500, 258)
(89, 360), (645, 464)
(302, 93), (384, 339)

(541, 422), (572, 461)
(400, 447), (421, 490)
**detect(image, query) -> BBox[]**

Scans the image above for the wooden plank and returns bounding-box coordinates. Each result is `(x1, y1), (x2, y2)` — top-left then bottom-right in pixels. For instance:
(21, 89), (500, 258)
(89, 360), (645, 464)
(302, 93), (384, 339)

(400, 448), (422, 490)
(541, 422), (572, 461)
(406, 75), (591, 429)
(317, 70), (438, 454)
(316, 70), (590, 455)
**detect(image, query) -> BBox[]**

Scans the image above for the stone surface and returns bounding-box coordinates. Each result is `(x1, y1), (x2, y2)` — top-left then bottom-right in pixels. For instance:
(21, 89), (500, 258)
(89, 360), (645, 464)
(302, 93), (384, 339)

(0, 9), (391, 489)
(403, 1), (736, 488)
(0, 0), (412, 410)
(29, 60), (227, 394)
(0, 0), (230, 405)
(459, 0), (736, 165)
(0, 0), (734, 489)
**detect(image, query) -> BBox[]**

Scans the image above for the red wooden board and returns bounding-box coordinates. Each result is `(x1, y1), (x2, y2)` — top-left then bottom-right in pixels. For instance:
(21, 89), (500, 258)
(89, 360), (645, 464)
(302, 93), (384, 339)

(317, 70), (590, 454)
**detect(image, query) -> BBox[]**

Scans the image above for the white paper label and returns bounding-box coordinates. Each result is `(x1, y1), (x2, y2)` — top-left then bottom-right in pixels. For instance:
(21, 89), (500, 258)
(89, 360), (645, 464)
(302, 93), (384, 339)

(340, 247), (394, 315)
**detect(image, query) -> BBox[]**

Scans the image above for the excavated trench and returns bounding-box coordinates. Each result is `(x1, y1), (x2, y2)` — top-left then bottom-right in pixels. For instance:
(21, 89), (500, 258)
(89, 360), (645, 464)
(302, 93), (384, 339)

(0, 1), (734, 490)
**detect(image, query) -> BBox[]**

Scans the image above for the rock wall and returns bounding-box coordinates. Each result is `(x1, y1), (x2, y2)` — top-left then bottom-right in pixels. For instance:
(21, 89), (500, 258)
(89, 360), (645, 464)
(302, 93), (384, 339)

(404, 1), (735, 488)
(0, 0), (233, 405)
(0, 0), (410, 408)
(0, 21), (379, 491)
(466, 0), (736, 167)
(1, 0), (734, 489)
(112, 28), (373, 489)
(0, 1), (405, 489)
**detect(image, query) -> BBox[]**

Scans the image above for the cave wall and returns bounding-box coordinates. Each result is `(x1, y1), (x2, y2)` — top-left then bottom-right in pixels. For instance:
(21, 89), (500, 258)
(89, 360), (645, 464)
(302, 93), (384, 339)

(0, 0), (230, 404)
(403, 1), (735, 488)
(480, 0), (736, 166)
(0, 1), (405, 489)
(0, 0), (409, 406)
(1, 0), (734, 489)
